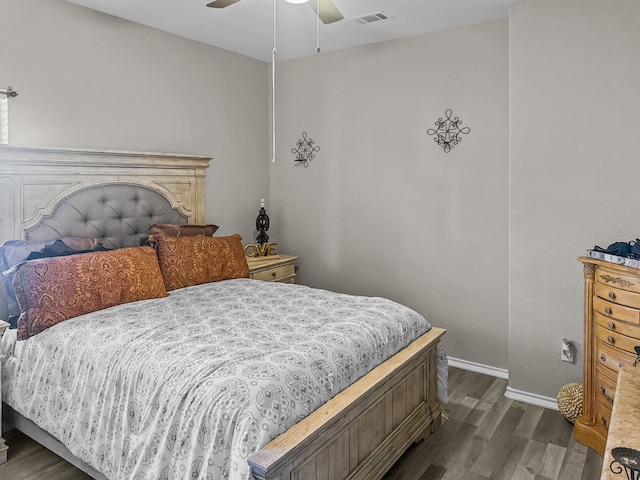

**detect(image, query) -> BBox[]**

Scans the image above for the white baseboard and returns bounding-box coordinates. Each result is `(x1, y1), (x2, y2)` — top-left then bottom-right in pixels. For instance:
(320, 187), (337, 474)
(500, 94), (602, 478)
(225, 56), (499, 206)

(505, 386), (559, 411)
(448, 357), (559, 410)
(447, 356), (509, 379)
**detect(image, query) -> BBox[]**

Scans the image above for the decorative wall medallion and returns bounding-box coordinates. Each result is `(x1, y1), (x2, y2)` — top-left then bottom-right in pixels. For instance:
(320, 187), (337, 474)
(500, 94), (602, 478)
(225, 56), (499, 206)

(427, 109), (470, 153)
(292, 132), (320, 167)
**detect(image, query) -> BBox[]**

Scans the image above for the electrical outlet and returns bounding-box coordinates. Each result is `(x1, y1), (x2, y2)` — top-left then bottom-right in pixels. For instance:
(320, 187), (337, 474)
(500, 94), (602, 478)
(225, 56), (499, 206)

(561, 339), (574, 363)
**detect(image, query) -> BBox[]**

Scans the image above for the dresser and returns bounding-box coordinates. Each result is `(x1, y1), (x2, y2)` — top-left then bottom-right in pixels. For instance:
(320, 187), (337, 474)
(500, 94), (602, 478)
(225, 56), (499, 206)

(248, 254), (297, 283)
(0, 319), (8, 464)
(575, 257), (640, 456)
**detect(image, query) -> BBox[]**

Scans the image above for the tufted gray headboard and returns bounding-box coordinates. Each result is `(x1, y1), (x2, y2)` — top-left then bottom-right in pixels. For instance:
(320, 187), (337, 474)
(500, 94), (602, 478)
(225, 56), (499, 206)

(25, 183), (187, 249)
(0, 145), (212, 322)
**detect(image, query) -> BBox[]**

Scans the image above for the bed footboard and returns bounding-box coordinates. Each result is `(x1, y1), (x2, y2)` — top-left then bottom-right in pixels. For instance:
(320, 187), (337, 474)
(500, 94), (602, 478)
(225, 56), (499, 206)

(248, 327), (445, 480)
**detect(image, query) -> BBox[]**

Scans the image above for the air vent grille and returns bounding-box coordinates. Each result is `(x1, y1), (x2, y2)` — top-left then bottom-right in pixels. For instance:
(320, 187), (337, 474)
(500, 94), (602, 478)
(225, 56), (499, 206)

(353, 11), (392, 25)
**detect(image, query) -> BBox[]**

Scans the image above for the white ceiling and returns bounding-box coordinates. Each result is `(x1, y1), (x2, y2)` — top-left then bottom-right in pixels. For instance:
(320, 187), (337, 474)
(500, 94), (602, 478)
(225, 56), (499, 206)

(64, 0), (517, 62)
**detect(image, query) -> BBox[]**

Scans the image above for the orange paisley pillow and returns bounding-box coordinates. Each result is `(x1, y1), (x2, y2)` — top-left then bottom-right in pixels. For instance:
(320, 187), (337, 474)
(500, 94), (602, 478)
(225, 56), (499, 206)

(155, 234), (249, 291)
(14, 246), (167, 340)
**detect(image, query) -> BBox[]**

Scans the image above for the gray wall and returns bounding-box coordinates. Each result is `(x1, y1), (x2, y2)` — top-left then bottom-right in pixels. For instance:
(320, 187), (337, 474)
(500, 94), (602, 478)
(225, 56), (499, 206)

(0, 0), (269, 242)
(270, 20), (510, 371)
(509, 0), (640, 397)
(4, 0), (640, 402)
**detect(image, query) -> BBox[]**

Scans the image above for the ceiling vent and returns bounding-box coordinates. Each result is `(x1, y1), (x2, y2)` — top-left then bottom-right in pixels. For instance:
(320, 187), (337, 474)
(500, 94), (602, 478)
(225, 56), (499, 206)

(353, 11), (392, 25)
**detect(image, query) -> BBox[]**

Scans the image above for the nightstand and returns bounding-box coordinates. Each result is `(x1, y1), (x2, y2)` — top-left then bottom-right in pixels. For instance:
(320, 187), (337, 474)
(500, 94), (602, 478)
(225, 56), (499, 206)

(0, 319), (8, 464)
(248, 255), (297, 284)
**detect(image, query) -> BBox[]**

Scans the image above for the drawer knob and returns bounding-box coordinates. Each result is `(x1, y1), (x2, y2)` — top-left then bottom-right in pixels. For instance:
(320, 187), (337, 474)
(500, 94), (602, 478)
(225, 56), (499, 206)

(600, 385), (614, 403)
(600, 354), (607, 362)
(272, 272), (277, 277)
(602, 416), (608, 428)
(605, 307), (612, 315)
(608, 292), (616, 300)
(607, 336), (615, 345)
(608, 322), (615, 330)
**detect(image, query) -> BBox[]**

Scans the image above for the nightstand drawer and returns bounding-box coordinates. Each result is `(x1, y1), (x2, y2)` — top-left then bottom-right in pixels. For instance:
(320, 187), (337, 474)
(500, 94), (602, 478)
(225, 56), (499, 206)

(247, 254), (298, 284)
(252, 264), (295, 282)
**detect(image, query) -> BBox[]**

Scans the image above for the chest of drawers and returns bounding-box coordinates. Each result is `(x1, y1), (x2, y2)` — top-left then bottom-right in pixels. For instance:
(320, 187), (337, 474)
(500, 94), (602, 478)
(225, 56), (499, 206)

(575, 258), (640, 455)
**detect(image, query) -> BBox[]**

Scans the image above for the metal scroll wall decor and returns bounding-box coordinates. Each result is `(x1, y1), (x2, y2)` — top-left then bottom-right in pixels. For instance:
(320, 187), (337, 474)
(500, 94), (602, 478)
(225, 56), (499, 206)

(292, 132), (320, 167)
(427, 109), (470, 153)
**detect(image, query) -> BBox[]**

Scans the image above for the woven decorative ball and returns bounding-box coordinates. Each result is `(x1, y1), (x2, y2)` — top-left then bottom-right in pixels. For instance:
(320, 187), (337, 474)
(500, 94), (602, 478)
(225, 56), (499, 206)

(557, 383), (583, 424)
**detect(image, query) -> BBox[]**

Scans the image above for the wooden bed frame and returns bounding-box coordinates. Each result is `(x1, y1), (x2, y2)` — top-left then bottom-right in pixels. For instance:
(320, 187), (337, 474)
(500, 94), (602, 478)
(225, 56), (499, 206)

(0, 145), (445, 480)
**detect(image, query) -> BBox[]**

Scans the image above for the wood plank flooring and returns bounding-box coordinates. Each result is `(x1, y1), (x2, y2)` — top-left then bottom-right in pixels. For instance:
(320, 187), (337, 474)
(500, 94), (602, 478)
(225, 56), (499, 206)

(0, 367), (603, 479)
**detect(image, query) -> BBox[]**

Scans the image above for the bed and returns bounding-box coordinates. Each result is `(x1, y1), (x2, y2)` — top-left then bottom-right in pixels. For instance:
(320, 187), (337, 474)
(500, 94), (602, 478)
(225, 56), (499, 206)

(0, 145), (447, 480)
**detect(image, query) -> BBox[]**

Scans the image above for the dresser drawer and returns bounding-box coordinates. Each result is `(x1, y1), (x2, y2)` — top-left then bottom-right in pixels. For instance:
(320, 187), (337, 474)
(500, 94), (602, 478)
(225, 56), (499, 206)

(594, 395), (612, 434)
(596, 324), (640, 353)
(595, 282), (640, 308)
(595, 339), (638, 375)
(595, 312), (640, 340)
(597, 266), (640, 294)
(251, 264), (295, 282)
(593, 296), (640, 324)
(595, 366), (617, 405)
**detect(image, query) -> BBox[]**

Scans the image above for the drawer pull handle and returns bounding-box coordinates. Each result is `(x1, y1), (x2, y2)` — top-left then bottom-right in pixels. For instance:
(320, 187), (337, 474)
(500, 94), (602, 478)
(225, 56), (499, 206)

(271, 272), (277, 277)
(600, 354), (607, 362)
(608, 292), (616, 300)
(607, 336), (615, 345)
(608, 322), (615, 330)
(600, 385), (614, 403)
(619, 362), (625, 368)
(602, 416), (608, 428)
(605, 307), (612, 315)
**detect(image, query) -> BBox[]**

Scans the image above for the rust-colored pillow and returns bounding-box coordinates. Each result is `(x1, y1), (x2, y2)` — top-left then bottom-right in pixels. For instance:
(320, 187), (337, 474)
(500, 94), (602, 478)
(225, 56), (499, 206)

(155, 234), (249, 291)
(14, 246), (168, 340)
(147, 223), (219, 246)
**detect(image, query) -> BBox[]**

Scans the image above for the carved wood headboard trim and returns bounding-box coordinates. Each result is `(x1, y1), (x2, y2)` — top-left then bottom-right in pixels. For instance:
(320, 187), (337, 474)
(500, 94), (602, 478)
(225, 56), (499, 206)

(0, 145), (212, 244)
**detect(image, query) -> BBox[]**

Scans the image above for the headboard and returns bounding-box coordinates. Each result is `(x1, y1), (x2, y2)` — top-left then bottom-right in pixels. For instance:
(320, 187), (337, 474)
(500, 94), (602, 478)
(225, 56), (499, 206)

(0, 144), (212, 320)
(0, 145), (211, 243)
(24, 183), (187, 249)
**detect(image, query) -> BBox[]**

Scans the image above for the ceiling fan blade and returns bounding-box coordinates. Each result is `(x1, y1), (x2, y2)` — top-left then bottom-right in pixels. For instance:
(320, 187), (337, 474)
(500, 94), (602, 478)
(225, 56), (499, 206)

(206, 0), (241, 8)
(309, 0), (344, 24)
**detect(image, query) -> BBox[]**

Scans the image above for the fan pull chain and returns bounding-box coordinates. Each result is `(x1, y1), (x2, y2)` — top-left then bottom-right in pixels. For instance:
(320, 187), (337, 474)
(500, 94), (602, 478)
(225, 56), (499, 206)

(315, 0), (320, 53)
(272, 0), (277, 163)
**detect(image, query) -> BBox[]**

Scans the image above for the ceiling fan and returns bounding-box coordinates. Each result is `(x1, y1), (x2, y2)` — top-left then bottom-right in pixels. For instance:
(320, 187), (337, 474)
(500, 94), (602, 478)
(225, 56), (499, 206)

(206, 0), (344, 24)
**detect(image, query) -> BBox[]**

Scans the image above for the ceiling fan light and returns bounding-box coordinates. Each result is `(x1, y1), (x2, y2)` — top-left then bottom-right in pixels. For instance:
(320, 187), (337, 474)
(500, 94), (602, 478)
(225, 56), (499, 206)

(285, 0), (309, 4)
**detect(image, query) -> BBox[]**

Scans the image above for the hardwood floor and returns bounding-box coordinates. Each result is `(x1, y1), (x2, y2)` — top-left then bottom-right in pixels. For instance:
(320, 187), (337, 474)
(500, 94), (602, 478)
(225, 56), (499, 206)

(0, 367), (603, 479)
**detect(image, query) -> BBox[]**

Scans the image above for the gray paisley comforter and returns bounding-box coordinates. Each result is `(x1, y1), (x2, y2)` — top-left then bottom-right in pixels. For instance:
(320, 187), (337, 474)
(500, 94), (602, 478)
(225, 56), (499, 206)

(1, 278), (446, 480)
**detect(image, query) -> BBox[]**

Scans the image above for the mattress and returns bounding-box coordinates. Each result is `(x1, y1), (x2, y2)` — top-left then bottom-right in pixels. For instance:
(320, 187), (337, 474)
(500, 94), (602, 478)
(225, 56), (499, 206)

(1, 278), (446, 480)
